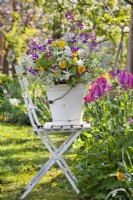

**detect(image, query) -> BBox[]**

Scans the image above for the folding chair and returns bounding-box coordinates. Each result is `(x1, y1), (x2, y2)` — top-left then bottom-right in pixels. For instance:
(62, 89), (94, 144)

(15, 65), (91, 199)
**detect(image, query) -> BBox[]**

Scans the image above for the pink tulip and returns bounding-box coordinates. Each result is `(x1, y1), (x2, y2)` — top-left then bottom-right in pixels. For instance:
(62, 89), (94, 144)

(128, 118), (133, 123)
(93, 84), (104, 97)
(106, 84), (112, 92)
(84, 89), (95, 103)
(97, 77), (107, 90)
(119, 70), (129, 85)
(128, 73), (133, 88)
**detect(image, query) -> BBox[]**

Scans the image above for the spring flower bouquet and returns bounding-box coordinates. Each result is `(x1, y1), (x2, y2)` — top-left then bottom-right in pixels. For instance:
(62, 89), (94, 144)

(18, 12), (98, 87)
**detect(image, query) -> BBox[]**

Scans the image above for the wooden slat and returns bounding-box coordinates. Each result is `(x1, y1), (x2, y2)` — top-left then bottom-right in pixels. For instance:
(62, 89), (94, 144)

(43, 122), (91, 131)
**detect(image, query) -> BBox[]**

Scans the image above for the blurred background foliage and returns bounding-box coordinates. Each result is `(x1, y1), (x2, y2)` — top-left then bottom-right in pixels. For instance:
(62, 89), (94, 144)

(0, 0), (132, 74)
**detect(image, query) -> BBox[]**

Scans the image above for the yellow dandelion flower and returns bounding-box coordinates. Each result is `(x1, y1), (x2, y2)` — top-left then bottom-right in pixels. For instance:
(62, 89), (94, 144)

(38, 66), (45, 71)
(60, 62), (67, 69)
(51, 41), (56, 46)
(58, 40), (66, 48)
(105, 73), (112, 79)
(117, 172), (125, 181)
(73, 51), (78, 57)
(54, 71), (60, 76)
(51, 182), (57, 187)
(0, 80), (2, 85)
(78, 66), (86, 73)
(73, 57), (78, 62)
(94, 53), (97, 58)
(12, 12), (19, 18)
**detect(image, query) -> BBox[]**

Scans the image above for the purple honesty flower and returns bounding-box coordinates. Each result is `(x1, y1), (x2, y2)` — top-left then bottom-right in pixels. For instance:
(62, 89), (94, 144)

(119, 70), (129, 85)
(93, 36), (97, 41)
(32, 52), (39, 60)
(91, 43), (97, 48)
(108, 69), (121, 78)
(47, 39), (53, 44)
(29, 42), (38, 51)
(71, 37), (77, 44)
(27, 67), (40, 75)
(82, 40), (88, 44)
(71, 46), (80, 52)
(88, 33), (94, 38)
(65, 12), (74, 21)
(87, 67), (93, 72)
(38, 45), (46, 52)
(51, 65), (57, 71)
(26, 49), (32, 55)
(79, 33), (84, 37)
(78, 23), (84, 30)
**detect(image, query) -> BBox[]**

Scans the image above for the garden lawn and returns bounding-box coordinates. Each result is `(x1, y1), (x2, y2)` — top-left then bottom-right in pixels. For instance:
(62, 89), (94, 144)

(0, 123), (80, 200)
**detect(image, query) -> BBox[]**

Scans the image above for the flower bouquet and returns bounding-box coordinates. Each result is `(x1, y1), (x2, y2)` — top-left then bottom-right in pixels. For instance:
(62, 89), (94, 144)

(19, 12), (98, 86)
(16, 12), (99, 125)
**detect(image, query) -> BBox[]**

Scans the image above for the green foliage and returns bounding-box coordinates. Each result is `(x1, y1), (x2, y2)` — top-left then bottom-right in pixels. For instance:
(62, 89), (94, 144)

(2, 0), (131, 70)
(106, 147), (133, 199)
(73, 82), (133, 199)
(0, 75), (51, 125)
(0, 74), (29, 125)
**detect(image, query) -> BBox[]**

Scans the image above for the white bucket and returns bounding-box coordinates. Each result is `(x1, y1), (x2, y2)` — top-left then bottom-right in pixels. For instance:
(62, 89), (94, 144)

(45, 84), (86, 125)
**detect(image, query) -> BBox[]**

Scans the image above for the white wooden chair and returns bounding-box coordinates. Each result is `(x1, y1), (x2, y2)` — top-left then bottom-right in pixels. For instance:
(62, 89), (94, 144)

(15, 65), (91, 199)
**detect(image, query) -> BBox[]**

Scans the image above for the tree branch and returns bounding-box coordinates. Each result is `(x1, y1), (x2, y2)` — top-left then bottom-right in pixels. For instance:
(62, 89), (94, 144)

(101, 0), (116, 19)
(101, 0), (124, 29)
(96, 39), (108, 44)
(124, 0), (133, 6)
(114, 29), (125, 71)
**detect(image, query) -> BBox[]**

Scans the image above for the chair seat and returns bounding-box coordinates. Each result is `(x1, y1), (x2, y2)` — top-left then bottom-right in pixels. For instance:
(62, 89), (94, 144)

(43, 121), (91, 132)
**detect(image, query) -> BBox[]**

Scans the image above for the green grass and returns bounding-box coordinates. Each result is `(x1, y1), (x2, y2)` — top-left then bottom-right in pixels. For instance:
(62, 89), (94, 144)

(0, 123), (80, 200)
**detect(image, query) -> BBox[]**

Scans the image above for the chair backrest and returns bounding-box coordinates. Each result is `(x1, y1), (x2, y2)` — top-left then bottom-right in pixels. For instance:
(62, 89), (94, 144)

(15, 65), (41, 129)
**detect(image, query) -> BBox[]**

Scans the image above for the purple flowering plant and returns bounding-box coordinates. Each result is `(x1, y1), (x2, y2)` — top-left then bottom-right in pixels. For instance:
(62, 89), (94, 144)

(18, 12), (98, 86)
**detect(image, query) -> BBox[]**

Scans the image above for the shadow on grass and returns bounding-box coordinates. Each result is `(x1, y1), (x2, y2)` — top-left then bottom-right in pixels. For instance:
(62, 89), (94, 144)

(1, 123), (79, 200)
(1, 172), (81, 200)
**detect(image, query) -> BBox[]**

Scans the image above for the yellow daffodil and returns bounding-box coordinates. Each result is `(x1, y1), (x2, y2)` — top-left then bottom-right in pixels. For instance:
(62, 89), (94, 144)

(38, 66), (45, 71)
(58, 40), (66, 48)
(51, 41), (56, 46)
(78, 66), (86, 73)
(73, 51), (78, 57)
(117, 172), (125, 181)
(73, 57), (78, 62)
(60, 62), (67, 69)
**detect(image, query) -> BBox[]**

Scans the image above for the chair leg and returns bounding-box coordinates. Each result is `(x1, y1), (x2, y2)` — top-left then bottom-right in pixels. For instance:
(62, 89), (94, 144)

(42, 130), (78, 182)
(24, 130), (78, 190)
(20, 155), (79, 199)
(19, 129), (81, 199)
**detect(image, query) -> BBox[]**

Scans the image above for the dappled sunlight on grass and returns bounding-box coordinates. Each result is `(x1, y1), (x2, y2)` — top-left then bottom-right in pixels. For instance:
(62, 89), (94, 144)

(0, 123), (80, 200)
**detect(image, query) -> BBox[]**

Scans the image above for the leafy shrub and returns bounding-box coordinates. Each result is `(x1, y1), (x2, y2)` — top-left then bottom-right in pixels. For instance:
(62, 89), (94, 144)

(73, 71), (133, 199)
(0, 74), (51, 125)
(0, 74), (29, 125)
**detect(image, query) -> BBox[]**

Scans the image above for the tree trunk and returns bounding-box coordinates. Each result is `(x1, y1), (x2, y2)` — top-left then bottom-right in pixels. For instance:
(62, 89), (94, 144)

(126, 6), (133, 73)
(0, 32), (4, 73)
